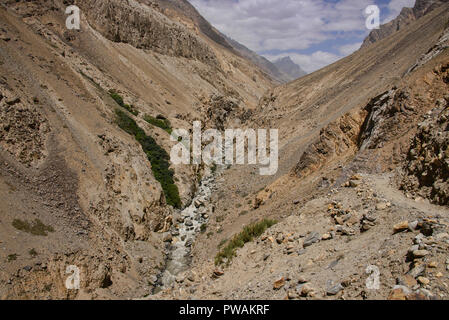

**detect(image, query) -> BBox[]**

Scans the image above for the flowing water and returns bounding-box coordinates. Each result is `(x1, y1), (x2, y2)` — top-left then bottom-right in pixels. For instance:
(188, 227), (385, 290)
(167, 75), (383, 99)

(157, 167), (221, 289)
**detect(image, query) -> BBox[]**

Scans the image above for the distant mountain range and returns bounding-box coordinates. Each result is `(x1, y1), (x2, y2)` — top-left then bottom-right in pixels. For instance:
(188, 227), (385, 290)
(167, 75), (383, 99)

(222, 35), (307, 83)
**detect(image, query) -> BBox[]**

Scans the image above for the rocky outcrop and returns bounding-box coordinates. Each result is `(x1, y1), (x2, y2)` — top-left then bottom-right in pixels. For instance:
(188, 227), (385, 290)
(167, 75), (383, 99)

(0, 86), (50, 166)
(358, 88), (415, 151)
(407, 25), (449, 74)
(155, 0), (234, 51)
(401, 95), (449, 206)
(292, 111), (365, 178)
(94, 132), (172, 240)
(200, 94), (252, 131)
(74, 0), (218, 66)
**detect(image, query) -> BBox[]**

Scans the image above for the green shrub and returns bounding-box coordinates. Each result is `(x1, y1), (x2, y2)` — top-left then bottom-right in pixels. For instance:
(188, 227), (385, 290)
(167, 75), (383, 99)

(215, 219), (277, 265)
(7, 254), (17, 262)
(109, 89), (139, 116)
(218, 238), (228, 248)
(29, 248), (38, 257)
(144, 115), (172, 134)
(115, 109), (181, 208)
(12, 219), (54, 236)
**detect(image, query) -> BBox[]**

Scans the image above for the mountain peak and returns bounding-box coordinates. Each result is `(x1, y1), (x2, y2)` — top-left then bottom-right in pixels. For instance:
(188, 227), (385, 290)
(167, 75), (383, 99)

(277, 56), (294, 63)
(273, 56), (307, 81)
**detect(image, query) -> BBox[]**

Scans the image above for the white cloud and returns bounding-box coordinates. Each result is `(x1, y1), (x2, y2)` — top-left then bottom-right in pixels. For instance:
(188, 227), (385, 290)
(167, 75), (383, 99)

(189, 0), (372, 52)
(188, 0), (414, 72)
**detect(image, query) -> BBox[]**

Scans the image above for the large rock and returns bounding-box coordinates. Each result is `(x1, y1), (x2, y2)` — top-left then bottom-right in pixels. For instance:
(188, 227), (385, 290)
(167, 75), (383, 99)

(303, 232), (321, 247)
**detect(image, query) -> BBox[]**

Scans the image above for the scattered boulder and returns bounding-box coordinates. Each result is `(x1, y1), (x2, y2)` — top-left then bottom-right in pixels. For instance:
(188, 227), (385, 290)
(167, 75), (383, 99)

(321, 233), (332, 241)
(376, 202), (389, 211)
(285, 245), (295, 255)
(408, 263), (426, 278)
(326, 283), (344, 296)
(336, 225), (355, 236)
(417, 276), (430, 285)
(408, 220), (419, 231)
(393, 221), (409, 233)
(276, 233), (284, 244)
(162, 233), (172, 242)
(273, 277), (285, 290)
(297, 276), (308, 284)
(287, 290), (299, 300)
(397, 275), (417, 288)
(388, 286), (411, 300)
(298, 283), (314, 297)
(6, 97), (20, 106)
(361, 214), (377, 232)
(412, 250), (429, 258)
(349, 180), (360, 188)
(303, 232), (321, 247)
(185, 238), (193, 247)
(212, 270), (224, 278)
(23, 266), (32, 272)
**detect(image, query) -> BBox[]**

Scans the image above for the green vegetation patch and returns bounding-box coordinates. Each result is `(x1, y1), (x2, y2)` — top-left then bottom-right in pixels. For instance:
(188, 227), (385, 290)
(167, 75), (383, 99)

(144, 115), (172, 134)
(109, 89), (139, 116)
(12, 219), (55, 236)
(29, 248), (38, 257)
(215, 219), (277, 265)
(115, 109), (181, 208)
(7, 254), (17, 262)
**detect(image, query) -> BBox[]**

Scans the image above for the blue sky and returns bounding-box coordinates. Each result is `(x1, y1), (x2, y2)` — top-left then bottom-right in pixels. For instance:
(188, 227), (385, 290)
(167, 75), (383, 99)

(188, 0), (416, 72)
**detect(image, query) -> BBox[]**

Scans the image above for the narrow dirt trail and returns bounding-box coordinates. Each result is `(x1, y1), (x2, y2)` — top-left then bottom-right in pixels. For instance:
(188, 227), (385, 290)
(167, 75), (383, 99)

(370, 174), (449, 220)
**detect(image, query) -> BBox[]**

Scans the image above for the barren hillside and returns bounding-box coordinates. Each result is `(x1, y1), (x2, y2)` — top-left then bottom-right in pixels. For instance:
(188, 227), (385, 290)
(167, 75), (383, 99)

(0, 0), (448, 301)
(0, 0), (274, 299)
